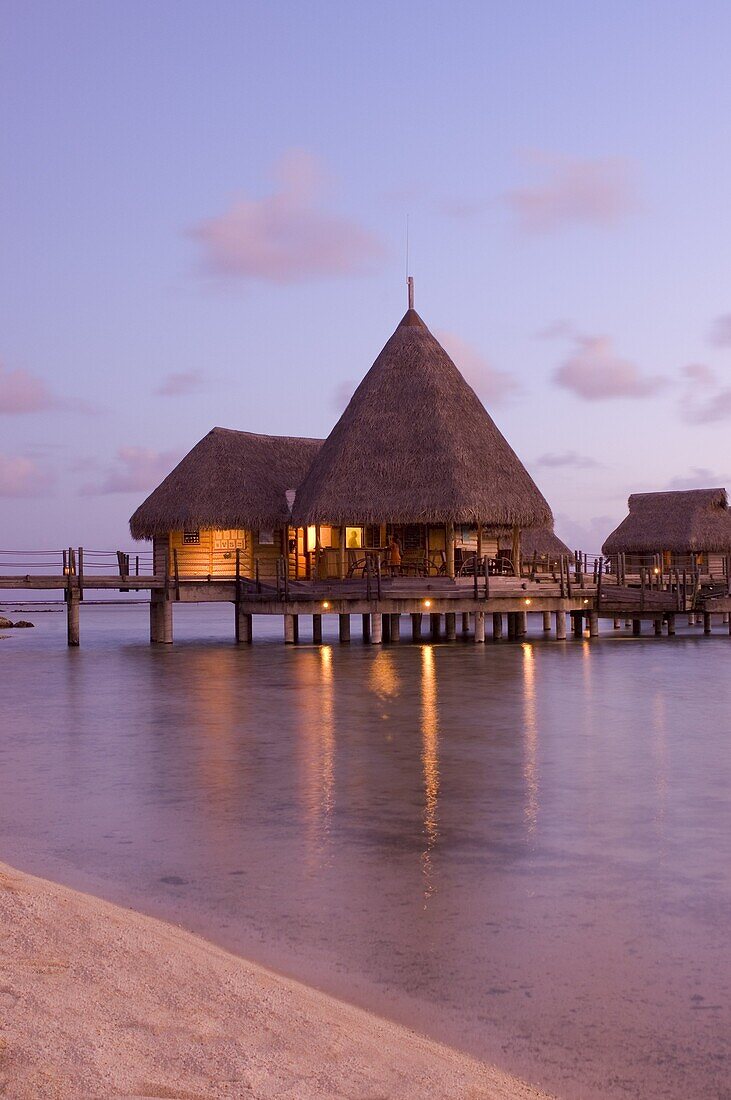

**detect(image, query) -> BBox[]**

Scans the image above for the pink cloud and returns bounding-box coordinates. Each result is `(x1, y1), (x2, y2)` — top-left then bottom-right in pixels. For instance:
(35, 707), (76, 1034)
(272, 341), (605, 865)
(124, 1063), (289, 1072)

(554, 335), (663, 400)
(155, 371), (207, 397)
(190, 150), (385, 283)
(535, 451), (601, 469)
(506, 154), (636, 233)
(555, 512), (619, 554)
(708, 314), (731, 346)
(82, 447), (180, 494)
(680, 364), (731, 423)
(0, 360), (59, 414)
(665, 467), (730, 490)
(0, 453), (51, 497)
(437, 331), (519, 405)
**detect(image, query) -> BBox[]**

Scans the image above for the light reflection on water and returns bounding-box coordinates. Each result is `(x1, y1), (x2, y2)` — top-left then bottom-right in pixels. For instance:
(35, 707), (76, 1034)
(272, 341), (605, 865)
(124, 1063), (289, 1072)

(1, 603), (730, 1100)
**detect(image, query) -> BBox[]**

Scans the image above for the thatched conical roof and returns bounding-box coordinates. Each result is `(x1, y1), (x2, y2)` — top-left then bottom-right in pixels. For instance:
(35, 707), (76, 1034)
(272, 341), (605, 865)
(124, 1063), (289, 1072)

(130, 428), (322, 539)
(292, 309), (552, 528)
(500, 526), (571, 559)
(602, 488), (731, 554)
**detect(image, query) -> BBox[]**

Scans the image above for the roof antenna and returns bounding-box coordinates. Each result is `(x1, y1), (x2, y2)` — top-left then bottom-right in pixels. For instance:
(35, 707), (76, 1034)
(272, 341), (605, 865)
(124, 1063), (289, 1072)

(406, 214), (414, 310)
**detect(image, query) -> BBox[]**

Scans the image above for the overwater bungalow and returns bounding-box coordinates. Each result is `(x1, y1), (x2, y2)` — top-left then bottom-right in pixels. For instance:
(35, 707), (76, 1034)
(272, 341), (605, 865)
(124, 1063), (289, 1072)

(130, 296), (553, 584)
(602, 488), (731, 577)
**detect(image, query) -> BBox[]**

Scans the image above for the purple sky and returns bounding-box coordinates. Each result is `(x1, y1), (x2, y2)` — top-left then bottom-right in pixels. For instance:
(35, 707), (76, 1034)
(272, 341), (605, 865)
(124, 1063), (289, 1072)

(2, 1), (731, 552)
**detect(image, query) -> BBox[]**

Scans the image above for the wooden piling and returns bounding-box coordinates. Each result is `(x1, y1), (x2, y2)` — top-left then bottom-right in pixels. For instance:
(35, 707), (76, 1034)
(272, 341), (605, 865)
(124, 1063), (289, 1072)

(150, 594), (172, 644)
(361, 613), (371, 642)
(654, 618), (663, 636)
(492, 613), (503, 640)
(613, 618), (621, 629)
(461, 611), (470, 635)
(704, 612), (712, 635)
(430, 613), (441, 640)
(542, 610), (551, 632)
(339, 614), (351, 643)
(382, 613), (391, 642)
(411, 613), (422, 641)
(235, 607), (252, 644)
(555, 610), (566, 640)
(632, 619), (641, 636)
(667, 614), (676, 636)
(445, 612), (456, 641)
(67, 592), (80, 647)
(516, 611), (527, 637)
(589, 611), (599, 638)
(312, 614), (323, 644)
(572, 612), (583, 638)
(388, 613), (400, 642)
(370, 612), (383, 644)
(284, 614), (296, 644)
(474, 611), (485, 643)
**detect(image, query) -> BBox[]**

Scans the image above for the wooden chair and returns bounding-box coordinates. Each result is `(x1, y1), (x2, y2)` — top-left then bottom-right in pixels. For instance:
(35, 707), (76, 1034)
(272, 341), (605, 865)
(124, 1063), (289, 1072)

(400, 548), (427, 576)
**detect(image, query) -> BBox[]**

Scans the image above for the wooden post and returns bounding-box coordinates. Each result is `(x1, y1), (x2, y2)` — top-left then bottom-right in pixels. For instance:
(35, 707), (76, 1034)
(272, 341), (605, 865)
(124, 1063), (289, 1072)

(511, 526), (521, 577)
(361, 613), (371, 642)
(312, 614), (323, 644)
(446, 522), (455, 579)
(473, 611), (485, 643)
(150, 594), (173, 644)
(338, 525), (346, 580)
(492, 613), (503, 639)
(314, 526), (322, 581)
(542, 610), (551, 631)
(387, 613), (399, 641)
(654, 618), (662, 636)
(284, 614), (296, 644)
(77, 547), (84, 601)
(339, 613), (351, 643)
(411, 612), (422, 641)
(667, 614), (676, 636)
(445, 612), (456, 641)
(476, 523), (483, 567)
(507, 613), (517, 640)
(430, 613), (441, 640)
(461, 611), (470, 635)
(516, 611), (527, 637)
(613, 617), (621, 629)
(370, 612), (383, 644)
(235, 607), (252, 643)
(704, 611), (712, 635)
(572, 612), (583, 638)
(588, 611), (599, 638)
(555, 610), (566, 640)
(382, 613), (391, 642)
(67, 591), (80, 647)
(632, 619), (642, 636)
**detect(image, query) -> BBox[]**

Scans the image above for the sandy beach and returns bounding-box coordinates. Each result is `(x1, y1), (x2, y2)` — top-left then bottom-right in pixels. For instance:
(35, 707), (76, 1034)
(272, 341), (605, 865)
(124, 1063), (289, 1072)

(0, 861), (552, 1100)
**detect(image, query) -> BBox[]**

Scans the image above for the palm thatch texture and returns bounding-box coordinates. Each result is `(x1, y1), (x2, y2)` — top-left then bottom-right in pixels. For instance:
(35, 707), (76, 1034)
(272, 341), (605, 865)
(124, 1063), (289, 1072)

(602, 488), (731, 555)
(291, 309), (552, 529)
(130, 428), (323, 540)
(510, 526), (571, 559)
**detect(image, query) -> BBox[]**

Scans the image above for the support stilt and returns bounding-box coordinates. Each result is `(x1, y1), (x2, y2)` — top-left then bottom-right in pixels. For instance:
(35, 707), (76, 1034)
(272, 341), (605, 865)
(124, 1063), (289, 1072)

(235, 606), (252, 643)
(445, 612), (456, 641)
(430, 613), (441, 640)
(654, 618), (663, 636)
(492, 613), (503, 640)
(312, 614), (323, 644)
(284, 614), (296, 644)
(382, 613), (391, 642)
(361, 613), (370, 642)
(632, 619), (641, 636)
(667, 614), (676, 636)
(542, 610), (551, 632)
(150, 594), (172, 644)
(411, 613), (422, 641)
(613, 618), (621, 629)
(589, 611), (599, 638)
(370, 612), (383, 644)
(555, 609), (566, 640)
(67, 593), (80, 647)
(473, 611), (485, 643)
(339, 614), (351, 643)
(461, 611), (471, 635)
(389, 613), (400, 641)
(704, 612), (712, 635)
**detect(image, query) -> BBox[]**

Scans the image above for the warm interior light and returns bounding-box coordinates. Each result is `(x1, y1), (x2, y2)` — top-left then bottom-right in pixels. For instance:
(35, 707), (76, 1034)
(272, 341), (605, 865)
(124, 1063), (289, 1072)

(583, 598), (589, 605)
(653, 567), (660, 574)
(525, 598), (531, 605)
(322, 601), (330, 609)
(424, 599), (432, 608)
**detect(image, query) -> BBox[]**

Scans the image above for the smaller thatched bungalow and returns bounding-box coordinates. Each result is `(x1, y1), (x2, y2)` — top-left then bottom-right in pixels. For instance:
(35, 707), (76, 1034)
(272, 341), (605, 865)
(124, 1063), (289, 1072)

(602, 488), (731, 576)
(497, 526), (571, 574)
(129, 428), (322, 579)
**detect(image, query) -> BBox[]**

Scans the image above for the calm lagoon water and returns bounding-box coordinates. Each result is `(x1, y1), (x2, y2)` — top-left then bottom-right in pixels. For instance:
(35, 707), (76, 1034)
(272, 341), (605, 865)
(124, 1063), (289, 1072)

(1, 602), (730, 1099)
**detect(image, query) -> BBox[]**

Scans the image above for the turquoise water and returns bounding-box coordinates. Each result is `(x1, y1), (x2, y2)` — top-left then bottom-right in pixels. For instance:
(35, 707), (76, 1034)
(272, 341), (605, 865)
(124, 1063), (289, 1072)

(1, 602), (730, 1099)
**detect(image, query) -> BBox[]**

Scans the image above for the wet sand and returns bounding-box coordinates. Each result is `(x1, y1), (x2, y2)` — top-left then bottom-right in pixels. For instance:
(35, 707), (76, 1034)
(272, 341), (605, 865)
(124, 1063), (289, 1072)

(0, 860), (552, 1100)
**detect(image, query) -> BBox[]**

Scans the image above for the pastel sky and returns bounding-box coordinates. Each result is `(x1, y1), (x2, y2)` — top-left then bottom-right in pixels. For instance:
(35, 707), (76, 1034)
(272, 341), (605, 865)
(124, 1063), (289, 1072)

(2, 0), (731, 552)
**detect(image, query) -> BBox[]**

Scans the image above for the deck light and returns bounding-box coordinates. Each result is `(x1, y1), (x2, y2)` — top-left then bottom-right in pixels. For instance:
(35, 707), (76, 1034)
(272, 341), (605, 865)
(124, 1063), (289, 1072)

(424, 599), (432, 608)
(524, 598), (532, 605)
(583, 598), (589, 605)
(653, 567), (660, 575)
(322, 601), (330, 609)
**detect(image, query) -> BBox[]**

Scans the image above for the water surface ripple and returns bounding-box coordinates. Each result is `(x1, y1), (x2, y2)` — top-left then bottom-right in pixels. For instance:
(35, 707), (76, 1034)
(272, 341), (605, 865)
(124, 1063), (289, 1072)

(2, 604), (730, 1099)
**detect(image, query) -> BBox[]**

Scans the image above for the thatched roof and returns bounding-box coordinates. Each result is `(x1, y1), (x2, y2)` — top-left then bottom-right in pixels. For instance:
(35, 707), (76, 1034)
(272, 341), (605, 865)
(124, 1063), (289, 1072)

(130, 428), (323, 540)
(291, 309), (552, 528)
(500, 526), (571, 559)
(602, 488), (731, 554)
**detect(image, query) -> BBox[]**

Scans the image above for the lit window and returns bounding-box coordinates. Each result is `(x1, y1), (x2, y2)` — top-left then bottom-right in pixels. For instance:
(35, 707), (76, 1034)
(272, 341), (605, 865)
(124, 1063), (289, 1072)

(183, 530), (200, 545)
(346, 526), (363, 549)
